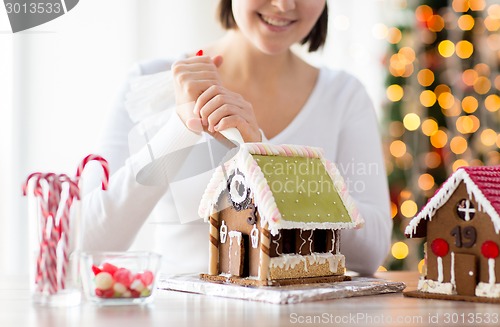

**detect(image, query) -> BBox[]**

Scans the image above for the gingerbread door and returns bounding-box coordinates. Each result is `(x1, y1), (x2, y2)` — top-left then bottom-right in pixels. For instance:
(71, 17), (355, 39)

(229, 232), (245, 276)
(454, 253), (477, 296)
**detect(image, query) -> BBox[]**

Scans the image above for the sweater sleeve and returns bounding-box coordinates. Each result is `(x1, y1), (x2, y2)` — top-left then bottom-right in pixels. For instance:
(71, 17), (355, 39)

(335, 79), (392, 276)
(79, 62), (202, 251)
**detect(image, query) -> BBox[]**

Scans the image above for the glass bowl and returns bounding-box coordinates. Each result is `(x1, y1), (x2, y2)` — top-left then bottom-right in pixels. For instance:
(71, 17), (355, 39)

(80, 251), (161, 305)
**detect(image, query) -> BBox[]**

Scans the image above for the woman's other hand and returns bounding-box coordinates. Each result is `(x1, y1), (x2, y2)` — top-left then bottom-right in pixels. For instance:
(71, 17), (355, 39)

(194, 85), (262, 143)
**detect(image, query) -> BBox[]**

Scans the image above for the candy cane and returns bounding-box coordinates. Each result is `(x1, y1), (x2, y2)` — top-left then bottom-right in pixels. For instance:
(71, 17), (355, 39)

(24, 154), (109, 295)
(24, 173), (60, 294)
(75, 154), (109, 190)
(57, 174), (80, 290)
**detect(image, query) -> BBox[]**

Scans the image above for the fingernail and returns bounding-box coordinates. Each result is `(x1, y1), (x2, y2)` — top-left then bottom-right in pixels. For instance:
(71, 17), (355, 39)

(196, 50), (203, 56)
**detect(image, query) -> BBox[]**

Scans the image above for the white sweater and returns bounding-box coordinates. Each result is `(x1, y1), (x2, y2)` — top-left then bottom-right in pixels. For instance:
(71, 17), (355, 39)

(81, 59), (392, 276)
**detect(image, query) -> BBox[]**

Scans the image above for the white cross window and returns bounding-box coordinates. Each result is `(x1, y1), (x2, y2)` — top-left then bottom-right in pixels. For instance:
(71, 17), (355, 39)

(456, 199), (476, 221)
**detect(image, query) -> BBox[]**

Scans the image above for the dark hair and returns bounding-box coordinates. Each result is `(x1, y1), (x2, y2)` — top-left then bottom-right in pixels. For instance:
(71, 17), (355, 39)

(218, 0), (328, 52)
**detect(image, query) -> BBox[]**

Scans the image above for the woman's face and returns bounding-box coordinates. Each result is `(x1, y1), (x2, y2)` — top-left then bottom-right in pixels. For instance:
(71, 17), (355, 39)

(231, 0), (326, 55)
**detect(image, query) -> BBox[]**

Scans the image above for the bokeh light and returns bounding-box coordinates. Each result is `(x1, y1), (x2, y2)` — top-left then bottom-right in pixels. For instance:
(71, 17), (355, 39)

(462, 96), (479, 113)
(403, 113), (421, 131)
(387, 84), (404, 101)
(420, 90), (437, 107)
(481, 129), (497, 146)
(453, 159), (469, 171)
(450, 136), (468, 154)
(418, 173), (435, 191)
(387, 27), (402, 44)
(452, 0), (469, 12)
(462, 69), (478, 86)
(391, 202), (398, 219)
(390, 140), (407, 158)
(456, 115), (480, 134)
(427, 15), (445, 32)
(485, 94), (500, 112)
(401, 200), (418, 218)
(415, 5), (433, 23)
(425, 152), (442, 168)
(430, 130), (448, 148)
(456, 40), (474, 59)
(469, 0), (486, 11)
(474, 76), (491, 94)
(457, 14), (475, 30)
(392, 242), (409, 259)
(438, 92), (455, 109)
(421, 118), (438, 136)
(418, 69), (435, 86)
(438, 40), (455, 57)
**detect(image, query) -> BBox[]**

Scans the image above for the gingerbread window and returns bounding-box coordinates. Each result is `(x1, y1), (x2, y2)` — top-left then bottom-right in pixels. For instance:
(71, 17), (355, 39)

(456, 199), (476, 221)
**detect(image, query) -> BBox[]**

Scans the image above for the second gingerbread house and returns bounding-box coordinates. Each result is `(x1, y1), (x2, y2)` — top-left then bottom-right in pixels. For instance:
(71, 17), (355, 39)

(405, 166), (500, 301)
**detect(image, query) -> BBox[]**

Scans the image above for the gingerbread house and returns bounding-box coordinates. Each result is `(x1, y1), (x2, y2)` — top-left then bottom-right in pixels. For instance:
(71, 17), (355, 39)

(198, 143), (364, 286)
(405, 166), (500, 302)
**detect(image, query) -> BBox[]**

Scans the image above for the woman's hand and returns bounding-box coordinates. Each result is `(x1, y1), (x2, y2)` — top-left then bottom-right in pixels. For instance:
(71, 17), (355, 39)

(194, 85), (262, 143)
(172, 55), (223, 133)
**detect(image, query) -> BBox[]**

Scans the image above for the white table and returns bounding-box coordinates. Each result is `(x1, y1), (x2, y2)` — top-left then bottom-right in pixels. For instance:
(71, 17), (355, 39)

(1, 272), (499, 327)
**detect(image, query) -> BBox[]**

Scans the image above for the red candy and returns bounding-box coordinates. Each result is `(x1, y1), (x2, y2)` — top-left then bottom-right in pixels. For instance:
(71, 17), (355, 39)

(102, 263), (119, 275)
(431, 238), (449, 257)
(114, 268), (133, 287)
(92, 262), (155, 299)
(91, 265), (102, 276)
(140, 271), (154, 286)
(95, 288), (114, 298)
(481, 241), (499, 259)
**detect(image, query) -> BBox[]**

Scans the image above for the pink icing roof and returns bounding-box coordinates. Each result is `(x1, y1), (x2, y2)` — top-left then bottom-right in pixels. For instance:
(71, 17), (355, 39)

(405, 165), (500, 237)
(460, 166), (500, 215)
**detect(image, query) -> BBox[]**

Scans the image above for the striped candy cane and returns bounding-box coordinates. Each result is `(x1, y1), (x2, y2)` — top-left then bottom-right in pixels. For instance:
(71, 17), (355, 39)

(23, 154), (109, 296)
(75, 154), (109, 190)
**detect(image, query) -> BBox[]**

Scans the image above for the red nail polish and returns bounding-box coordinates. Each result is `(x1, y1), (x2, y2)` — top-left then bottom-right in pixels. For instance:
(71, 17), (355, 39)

(196, 50), (203, 56)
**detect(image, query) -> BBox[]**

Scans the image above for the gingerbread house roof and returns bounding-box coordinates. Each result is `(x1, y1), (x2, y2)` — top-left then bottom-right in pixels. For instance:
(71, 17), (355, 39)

(198, 143), (364, 236)
(405, 166), (500, 237)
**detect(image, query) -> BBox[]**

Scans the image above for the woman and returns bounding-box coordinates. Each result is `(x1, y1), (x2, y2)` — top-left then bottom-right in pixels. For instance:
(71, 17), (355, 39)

(82, 0), (392, 276)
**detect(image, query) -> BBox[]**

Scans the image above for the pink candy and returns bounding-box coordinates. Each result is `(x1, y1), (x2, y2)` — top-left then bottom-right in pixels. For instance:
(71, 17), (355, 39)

(92, 262), (155, 299)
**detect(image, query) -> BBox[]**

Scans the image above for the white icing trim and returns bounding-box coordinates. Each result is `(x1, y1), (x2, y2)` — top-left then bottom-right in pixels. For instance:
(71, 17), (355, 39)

(269, 253), (345, 274)
(437, 257), (444, 283)
(272, 232), (282, 256)
(277, 221), (358, 231)
(228, 231), (242, 246)
(229, 174), (247, 204)
(450, 252), (455, 287)
(298, 230), (307, 254)
(220, 221), (227, 244)
(330, 230), (335, 253)
(418, 278), (455, 295)
(489, 258), (496, 285)
(250, 225), (259, 249)
(406, 168), (500, 237)
(476, 282), (500, 298)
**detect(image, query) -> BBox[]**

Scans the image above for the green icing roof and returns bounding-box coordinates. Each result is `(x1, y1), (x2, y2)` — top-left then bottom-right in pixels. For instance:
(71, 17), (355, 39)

(252, 155), (352, 224)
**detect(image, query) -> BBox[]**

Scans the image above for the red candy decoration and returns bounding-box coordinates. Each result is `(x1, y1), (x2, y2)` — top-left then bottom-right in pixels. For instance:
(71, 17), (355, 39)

(481, 241), (499, 259)
(102, 262), (119, 275)
(431, 238), (449, 257)
(196, 49), (203, 56)
(95, 288), (114, 298)
(114, 268), (133, 287)
(91, 265), (102, 276)
(140, 271), (154, 286)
